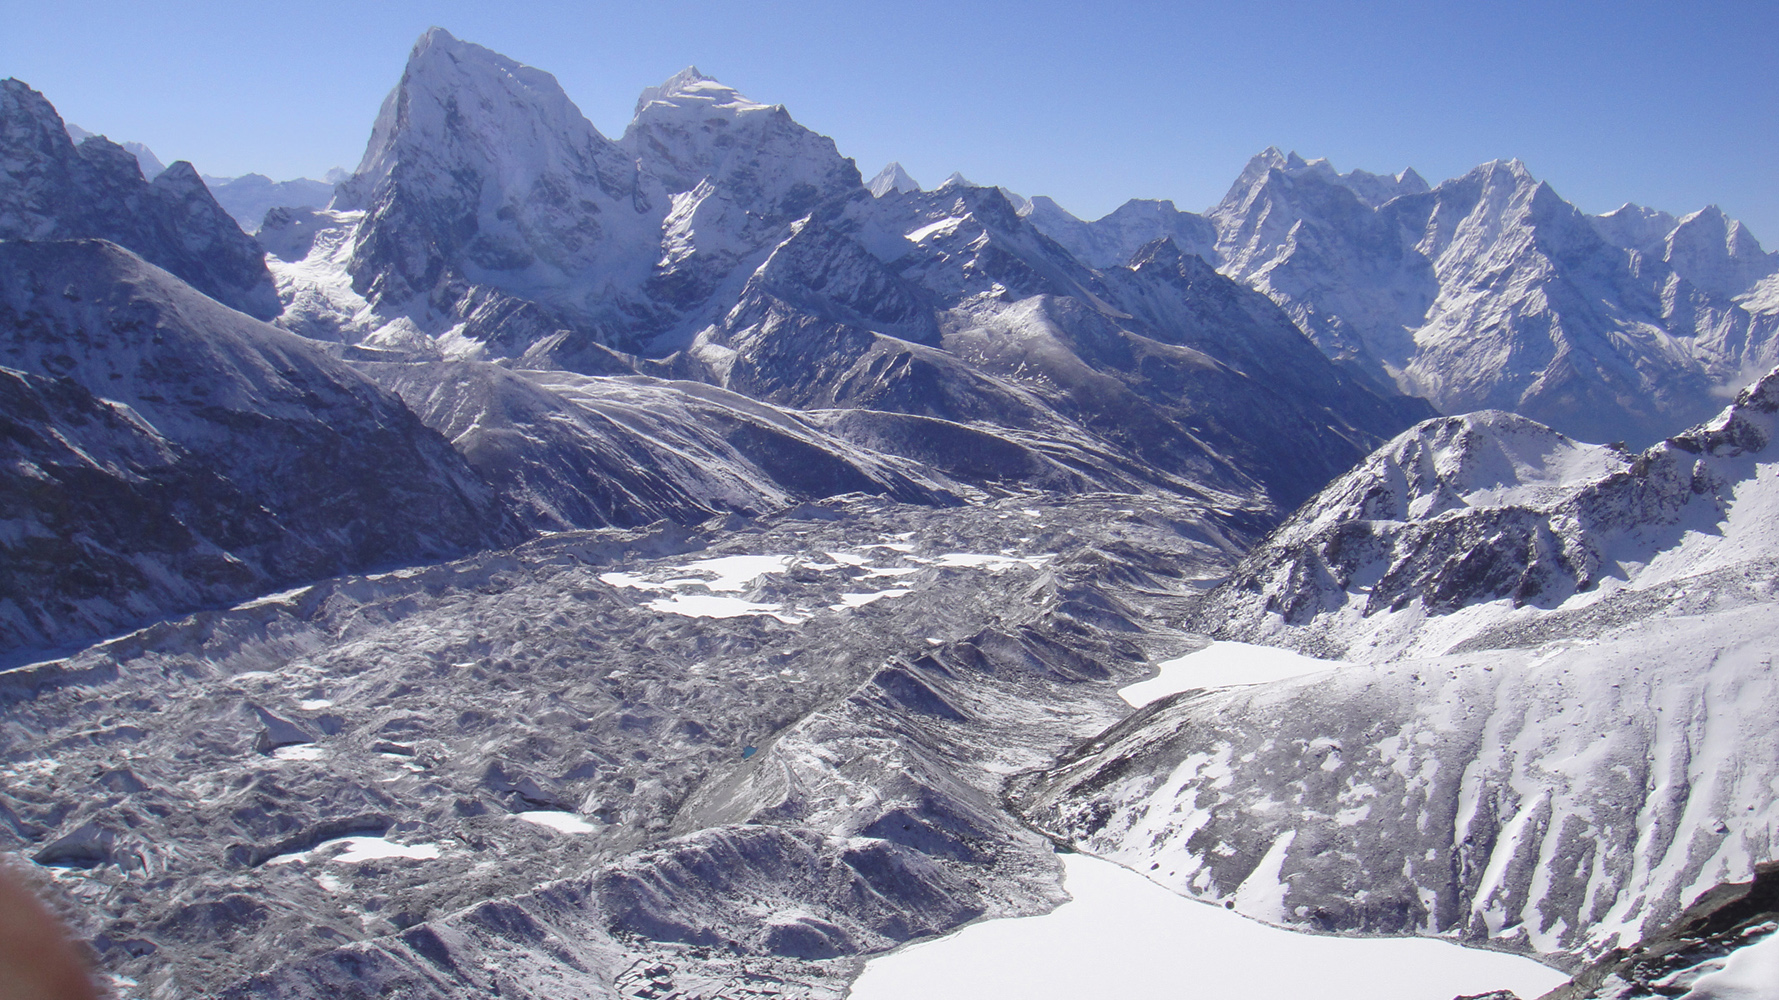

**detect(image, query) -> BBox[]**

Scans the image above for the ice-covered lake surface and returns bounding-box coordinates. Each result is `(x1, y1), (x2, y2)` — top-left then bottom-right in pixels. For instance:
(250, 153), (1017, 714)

(849, 851), (1570, 1000)
(513, 810), (598, 834)
(1118, 640), (1345, 707)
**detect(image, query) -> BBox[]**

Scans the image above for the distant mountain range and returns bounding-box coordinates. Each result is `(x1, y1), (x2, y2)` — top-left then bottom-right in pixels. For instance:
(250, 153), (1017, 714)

(2, 27), (1776, 1000)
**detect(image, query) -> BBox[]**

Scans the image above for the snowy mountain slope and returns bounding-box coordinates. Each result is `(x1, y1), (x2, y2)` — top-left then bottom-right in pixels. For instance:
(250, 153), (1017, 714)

(868, 161), (921, 197)
(363, 360), (958, 530)
(1548, 861), (1779, 1000)
(257, 206), (378, 342)
(623, 66), (859, 222)
(1658, 205), (1778, 300)
(1209, 148), (1779, 445)
(329, 28), (667, 345)
(1016, 603), (1779, 966)
(1013, 367), (1779, 967)
(0, 364), (284, 654)
(3, 80), (278, 319)
(836, 182), (1434, 508)
(1589, 202), (1678, 255)
(0, 239), (519, 653)
(1022, 195), (1217, 269)
(201, 173), (335, 232)
(1200, 365), (1779, 659)
(1208, 147), (1443, 387)
(275, 33), (1429, 519)
(64, 123), (165, 179)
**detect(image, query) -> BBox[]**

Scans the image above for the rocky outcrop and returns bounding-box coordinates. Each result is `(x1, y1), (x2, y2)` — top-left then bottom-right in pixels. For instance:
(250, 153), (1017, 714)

(1198, 365), (1779, 658)
(1012, 367), (1779, 969)
(0, 239), (519, 652)
(1210, 149), (1779, 446)
(1, 79), (278, 318)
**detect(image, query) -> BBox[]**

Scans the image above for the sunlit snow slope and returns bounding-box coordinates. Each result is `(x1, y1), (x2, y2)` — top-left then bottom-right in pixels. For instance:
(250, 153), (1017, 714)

(1017, 367), (1779, 965)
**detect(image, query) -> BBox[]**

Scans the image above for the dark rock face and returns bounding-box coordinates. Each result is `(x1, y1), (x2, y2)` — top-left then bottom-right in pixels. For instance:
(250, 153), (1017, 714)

(1546, 862), (1779, 1000)
(0, 239), (520, 653)
(0, 79), (279, 318)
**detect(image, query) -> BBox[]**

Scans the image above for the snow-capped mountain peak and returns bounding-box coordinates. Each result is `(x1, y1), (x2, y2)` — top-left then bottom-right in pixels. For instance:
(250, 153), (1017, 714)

(1, 78), (277, 317)
(632, 66), (768, 117)
(621, 61), (859, 223)
(323, 26), (659, 332)
(1590, 201), (1679, 251)
(869, 161), (922, 197)
(63, 122), (166, 179)
(1663, 204), (1777, 297)
(334, 26), (625, 209)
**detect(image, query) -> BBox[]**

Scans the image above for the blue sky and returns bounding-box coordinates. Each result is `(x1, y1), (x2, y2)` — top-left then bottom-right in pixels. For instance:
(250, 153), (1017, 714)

(5, 0), (1775, 238)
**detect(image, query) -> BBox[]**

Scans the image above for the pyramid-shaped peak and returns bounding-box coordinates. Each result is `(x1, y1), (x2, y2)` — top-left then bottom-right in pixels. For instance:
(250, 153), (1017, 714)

(868, 162), (921, 197)
(417, 26), (459, 47)
(1679, 204), (1728, 225)
(633, 66), (764, 117)
(334, 29), (614, 209)
(407, 26), (494, 66)
(662, 66), (714, 93)
(395, 28), (569, 101)
(1397, 167), (1430, 194)
(1491, 157), (1533, 179)
(1458, 157), (1539, 191)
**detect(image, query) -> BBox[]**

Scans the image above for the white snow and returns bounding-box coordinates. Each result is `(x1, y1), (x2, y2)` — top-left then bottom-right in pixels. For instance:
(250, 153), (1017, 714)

(677, 554), (795, 591)
(849, 852), (1568, 1000)
(513, 810), (597, 834)
(1119, 641), (1345, 707)
(1678, 930), (1779, 999)
(828, 589), (912, 611)
(265, 836), (441, 866)
(643, 594), (803, 623)
(932, 552), (1050, 571)
(271, 745), (325, 761)
(906, 217), (968, 243)
(601, 554), (794, 593)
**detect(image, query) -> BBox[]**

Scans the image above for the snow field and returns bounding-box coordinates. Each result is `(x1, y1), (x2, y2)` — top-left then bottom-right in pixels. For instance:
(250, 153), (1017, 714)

(265, 836), (442, 866)
(849, 852), (1568, 1000)
(1118, 641), (1346, 707)
(597, 547), (1052, 621)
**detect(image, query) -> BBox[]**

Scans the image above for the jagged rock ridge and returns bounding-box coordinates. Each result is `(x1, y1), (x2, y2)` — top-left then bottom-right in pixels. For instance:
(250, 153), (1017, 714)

(1, 80), (279, 318)
(1014, 368), (1779, 967)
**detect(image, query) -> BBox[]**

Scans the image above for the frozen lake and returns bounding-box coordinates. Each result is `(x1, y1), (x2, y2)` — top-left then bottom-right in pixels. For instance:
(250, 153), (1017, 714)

(1118, 640), (1346, 707)
(849, 851), (1569, 1000)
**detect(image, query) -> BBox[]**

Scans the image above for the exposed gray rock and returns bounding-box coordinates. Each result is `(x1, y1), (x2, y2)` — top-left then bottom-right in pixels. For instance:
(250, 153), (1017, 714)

(1209, 149), (1779, 446)
(2, 79), (278, 318)
(0, 239), (520, 654)
(1011, 369), (1779, 970)
(3, 493), (1246, 997)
